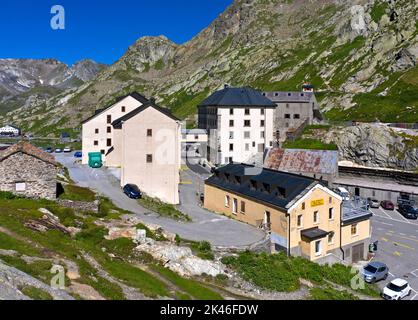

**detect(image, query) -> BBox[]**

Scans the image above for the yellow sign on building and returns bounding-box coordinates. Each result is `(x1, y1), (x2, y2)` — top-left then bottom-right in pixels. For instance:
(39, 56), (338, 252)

(311, 199), (324, 207)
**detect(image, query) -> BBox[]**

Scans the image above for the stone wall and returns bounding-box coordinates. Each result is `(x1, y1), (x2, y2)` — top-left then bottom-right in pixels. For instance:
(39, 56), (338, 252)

(0, 152), (57, 200)
(57, 199), (99, 213)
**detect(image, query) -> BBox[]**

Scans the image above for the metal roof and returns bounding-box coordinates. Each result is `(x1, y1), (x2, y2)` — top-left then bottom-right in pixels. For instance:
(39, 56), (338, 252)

(301, 227), (329, 241)
(198, 87), (276, 108)
(263, 91), (315, 103)
(205, 163), (318, 211)
(265, 148), (338, 176)
(181, 129), (207, 135)
(342, 198), (373, 224)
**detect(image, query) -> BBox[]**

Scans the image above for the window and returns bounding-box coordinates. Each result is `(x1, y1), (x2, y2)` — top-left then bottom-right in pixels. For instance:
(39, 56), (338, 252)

(329, 208), (334, 220)
(229, 131), (234, 139)
(285, 123), (289, 128)
(275, 92), (279, 96)
(302, 202), (306, 210)
(286, 103), (289, 108)
(329, 197), (332, 204)
(229, 144), (234, 151)
(107, 126), (112, 133)
(260, 108), (265, 115)
(194, 135), (199, 140)
(146, 154), (153, 163)
(147, 129), (153, 137)
(107, 115), (112, 124)
(285, 114), (291, 119)
(328, 232), (335, 244)
(95, 128), (99, 134)
(225, 195), (230, 207)
(260, 120), (265, 127)
(230, 108), (234, 115)
(107, 139), (112, 147)
(232, 198), (238, 214)
(245, 143), (250, 151)
(94, 140), (98, 146)
(245, 109), (250, 115)
(241, 201), (246, 213)
(294, 114), (300, 119)
(270, 141), (273, 147)
(244, 120), (251, 127)
(315, 240), (322, 256)
(260, 131), (265, 139)
(351, 224), (358, 236)
(314, 211), (319, 224)
(229, 120), (234, 127)
(100, 150), (105, 155)
(244, 131), (251, 139)
(121, 106), (126, 112)
(287, 93), (292, 97)
(252, 141), (256, 147)
(15, 182), (26, 192)
(297, 215), (303, 228)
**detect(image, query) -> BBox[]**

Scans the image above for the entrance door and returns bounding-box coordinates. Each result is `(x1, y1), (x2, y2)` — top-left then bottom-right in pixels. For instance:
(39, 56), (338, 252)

(355, 187), (360, 197)
(264, 211), (271, 230)
(352, 243), (364, 263)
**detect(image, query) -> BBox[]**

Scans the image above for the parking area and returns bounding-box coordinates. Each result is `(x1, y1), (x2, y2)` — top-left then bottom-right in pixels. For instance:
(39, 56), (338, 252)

(370, 207), (418, 300)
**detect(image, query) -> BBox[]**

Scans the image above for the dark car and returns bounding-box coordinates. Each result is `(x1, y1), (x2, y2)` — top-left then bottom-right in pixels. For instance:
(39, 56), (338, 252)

(46, 147), (53, 153)
(381, 200), (395, 211)
(398, 204), (418, 220)
(74, 151), (82, 158)
(123, 184), (142, 199)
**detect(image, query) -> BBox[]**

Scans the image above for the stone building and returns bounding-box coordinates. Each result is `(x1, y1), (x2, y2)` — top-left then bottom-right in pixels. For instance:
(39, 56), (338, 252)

(263, 91), (323, 143)
(0, 141), (58, 199)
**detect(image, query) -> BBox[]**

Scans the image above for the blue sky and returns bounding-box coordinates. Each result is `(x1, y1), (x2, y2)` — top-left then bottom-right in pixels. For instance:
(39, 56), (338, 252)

(0, 0), (232, 66)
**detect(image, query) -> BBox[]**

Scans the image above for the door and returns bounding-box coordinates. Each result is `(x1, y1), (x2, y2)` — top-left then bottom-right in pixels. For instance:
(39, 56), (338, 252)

(355, 187), (360, 197)
(352, 243), (364, 263)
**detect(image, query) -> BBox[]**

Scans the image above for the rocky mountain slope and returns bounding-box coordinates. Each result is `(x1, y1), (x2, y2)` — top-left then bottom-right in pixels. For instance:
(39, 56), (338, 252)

(0, 59), (105, 115)
(0, 0), (417, 138)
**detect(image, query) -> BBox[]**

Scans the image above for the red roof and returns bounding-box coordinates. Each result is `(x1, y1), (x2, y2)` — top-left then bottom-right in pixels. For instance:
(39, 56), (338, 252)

(0, 141), (57, 166)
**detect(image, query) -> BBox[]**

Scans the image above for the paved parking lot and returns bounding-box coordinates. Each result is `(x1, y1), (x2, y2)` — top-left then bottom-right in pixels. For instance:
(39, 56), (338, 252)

(370, 207), (418, 300)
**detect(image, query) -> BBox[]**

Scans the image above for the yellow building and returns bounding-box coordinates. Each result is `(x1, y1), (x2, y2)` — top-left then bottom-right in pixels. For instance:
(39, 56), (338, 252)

(204, 163), (372, 264)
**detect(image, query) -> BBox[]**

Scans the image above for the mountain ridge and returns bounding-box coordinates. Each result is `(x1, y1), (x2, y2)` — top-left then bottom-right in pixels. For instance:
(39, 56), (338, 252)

(0, 0), (417, 137)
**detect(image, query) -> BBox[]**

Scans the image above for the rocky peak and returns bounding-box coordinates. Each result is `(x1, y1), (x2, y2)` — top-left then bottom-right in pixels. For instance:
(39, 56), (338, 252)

(71, 59), (106, 82)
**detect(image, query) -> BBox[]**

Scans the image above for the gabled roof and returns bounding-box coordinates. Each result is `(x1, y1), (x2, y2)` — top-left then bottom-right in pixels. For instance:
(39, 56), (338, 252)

(81, 92), (149, 124)
(198, 87), (276, 108)
(263, 91), (315, 103)
(0, 141), (57, 166)
(1, 124), (20, 130)
(112, 101), (180, 129)
(205, 163), (318, 211)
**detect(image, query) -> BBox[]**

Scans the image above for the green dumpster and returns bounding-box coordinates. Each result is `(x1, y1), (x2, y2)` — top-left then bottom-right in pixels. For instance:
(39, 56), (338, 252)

(88, 152), (103, 168)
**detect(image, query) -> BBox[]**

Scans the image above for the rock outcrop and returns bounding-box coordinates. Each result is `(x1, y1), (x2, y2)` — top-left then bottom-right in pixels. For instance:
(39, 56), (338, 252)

(327, 123), (418, 170)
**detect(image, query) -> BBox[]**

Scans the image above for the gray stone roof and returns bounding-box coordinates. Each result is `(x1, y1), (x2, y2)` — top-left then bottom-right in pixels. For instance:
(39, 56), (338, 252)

(263, 91), (315, 103)
(199, 87), (276, 107)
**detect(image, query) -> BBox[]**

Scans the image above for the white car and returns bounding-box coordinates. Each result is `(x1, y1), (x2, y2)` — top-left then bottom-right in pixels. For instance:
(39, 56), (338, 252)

(63, 147), (72, 153)
(382, 278), (412, 300)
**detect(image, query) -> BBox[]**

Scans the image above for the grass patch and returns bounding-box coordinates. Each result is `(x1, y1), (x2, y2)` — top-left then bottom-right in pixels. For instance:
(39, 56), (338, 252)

(152, 264), (223, 300)
(20, 286), (53, 300)
(177, 238), (215, 260)
(283, 138), (338, 150)
(59, 185), (96, 202)
(309, 286), (359, 300)
(222, 251), (380, 297)
(138, 195), (191, 222)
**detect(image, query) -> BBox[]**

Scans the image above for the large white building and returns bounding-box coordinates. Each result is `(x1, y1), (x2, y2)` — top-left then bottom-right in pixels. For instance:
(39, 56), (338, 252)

(82, 92), (181, 204)
(198, 86), (276, 166)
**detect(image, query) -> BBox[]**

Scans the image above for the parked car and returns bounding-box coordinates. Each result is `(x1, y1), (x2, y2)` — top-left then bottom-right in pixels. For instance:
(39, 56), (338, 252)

(46, 147), (53, 153)
(367, 198), (380, 209)
(63, 147), (72, 153)
(382, 279), (412, 300)
(362, 261), (388, 283)
(55, 148), (63, 153)
(199, 193), (204, 203)
(74, 151), (82, 158)
(398, 204), (418, 220)
(123, 184), (142, 199)
(381, 200), (395, 211)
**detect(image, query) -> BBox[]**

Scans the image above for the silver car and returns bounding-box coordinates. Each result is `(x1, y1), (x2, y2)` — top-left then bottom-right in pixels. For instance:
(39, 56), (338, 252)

(363, 261), (389, 283)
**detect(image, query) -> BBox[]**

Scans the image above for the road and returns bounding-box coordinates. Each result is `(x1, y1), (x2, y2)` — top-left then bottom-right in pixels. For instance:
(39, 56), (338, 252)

(370, 207), (418, 300)
(55, 153), (265, 248)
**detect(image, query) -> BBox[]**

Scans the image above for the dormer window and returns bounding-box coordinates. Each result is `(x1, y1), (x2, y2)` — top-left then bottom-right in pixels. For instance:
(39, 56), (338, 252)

(288, 93), (292, 97)
(263, 183), (271, 193)
(250, 180), (257, 191)
(275, 93), (279, 97)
